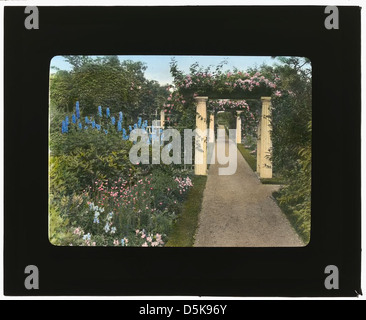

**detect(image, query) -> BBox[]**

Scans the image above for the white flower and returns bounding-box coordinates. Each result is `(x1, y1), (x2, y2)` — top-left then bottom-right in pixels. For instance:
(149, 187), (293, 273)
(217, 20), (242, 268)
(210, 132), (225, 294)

(104, 223), (110, 233)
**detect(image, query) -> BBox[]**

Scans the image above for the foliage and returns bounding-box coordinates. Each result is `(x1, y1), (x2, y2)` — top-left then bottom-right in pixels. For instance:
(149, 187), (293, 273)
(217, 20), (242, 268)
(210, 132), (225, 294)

(50, 56), (168, 121)
(50, 103), (140, 198)
(261, 57), (312, 173)
(166, 176), (207, 247)
(50, 170), (195, 247)
(273, 128), (311, 244)
(49, 96), (196, 247)
(169, 58), (280, 99)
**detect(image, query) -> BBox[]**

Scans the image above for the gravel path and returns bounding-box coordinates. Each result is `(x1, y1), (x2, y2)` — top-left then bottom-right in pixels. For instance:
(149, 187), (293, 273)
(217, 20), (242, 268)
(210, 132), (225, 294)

(194, 126), (304, 247)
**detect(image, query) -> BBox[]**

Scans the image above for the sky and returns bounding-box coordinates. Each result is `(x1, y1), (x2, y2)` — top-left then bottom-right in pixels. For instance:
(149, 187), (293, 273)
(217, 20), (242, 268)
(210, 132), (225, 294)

(50, 55), (279, 86)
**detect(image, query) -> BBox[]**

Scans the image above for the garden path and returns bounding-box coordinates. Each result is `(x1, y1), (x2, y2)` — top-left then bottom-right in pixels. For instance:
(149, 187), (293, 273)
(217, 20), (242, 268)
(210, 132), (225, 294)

(194, 125), (304, 247)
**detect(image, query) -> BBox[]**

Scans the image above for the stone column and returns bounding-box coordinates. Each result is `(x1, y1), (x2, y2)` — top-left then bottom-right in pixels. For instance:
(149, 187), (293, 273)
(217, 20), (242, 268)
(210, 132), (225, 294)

(259, 97), (272, 179)
(194, 96), (208, 175)
(236, 111), (243, 144)
(209, 113), (215, 143)
(256, 120), (262, 173)
(160, 109), (165, 128)
(207, 112), (215, 164)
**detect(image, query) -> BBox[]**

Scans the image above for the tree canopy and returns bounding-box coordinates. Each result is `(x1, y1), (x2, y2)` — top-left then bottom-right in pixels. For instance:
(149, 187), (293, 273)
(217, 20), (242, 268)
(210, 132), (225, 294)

(50, 55), (168, 121)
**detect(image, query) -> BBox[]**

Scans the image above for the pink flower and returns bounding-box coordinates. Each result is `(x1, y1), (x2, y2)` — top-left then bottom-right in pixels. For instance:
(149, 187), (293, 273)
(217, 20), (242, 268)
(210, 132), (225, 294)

(142, 242), (148, 247)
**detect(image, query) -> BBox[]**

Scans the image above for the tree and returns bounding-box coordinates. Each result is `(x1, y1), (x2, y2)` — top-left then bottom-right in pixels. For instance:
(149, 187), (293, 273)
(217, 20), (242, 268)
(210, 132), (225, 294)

(50, 56), (166, 122)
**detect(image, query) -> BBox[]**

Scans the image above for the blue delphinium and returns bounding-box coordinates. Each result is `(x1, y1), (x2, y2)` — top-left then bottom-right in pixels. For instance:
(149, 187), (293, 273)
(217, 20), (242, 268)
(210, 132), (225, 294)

(134, 123), (137, 129)
(78, 122), (82, 130)
(111, 116), (115, 125)
(65, 116), (69, 125)
(119, 111), (123, 123)
(98, 106), (102, 117)
(106, 108), (110, 118)
(129, 125), (132, 132)
(76, 101), (80, 119)
(72, 114), (76, 124)
(122, 128), (129, 140)
(137, 117), (142, 128)
(61, 120), (68, 133)
(96, 124), (101, 131)
(92, 121), (96, 128)
(85, 116), (90, 124)
(117, 121), (122, 132)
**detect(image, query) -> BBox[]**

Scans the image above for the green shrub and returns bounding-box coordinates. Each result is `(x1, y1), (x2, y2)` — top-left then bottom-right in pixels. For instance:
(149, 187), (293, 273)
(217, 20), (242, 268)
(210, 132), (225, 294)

(274, 138), (311, 244)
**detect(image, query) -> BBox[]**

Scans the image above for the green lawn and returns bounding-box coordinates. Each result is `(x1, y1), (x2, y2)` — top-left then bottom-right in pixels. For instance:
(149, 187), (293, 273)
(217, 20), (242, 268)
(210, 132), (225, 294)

(260, 177), (285, 185)
(165, 176), (207, 247)
(237, 144), (257, 172)
(237, 143), (286, 185)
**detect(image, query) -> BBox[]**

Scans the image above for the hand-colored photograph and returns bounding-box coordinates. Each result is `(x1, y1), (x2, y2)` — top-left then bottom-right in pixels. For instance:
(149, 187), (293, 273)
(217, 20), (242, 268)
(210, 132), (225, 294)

(49, 55), (312, 247)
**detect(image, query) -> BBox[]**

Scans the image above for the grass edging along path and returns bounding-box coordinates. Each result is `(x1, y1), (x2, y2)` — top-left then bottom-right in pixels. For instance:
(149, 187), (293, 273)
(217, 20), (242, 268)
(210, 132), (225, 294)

(237, 144), (256, 172)
(272, 191), (310, 245)
(236, 143), (285, 185)
(165, 176), (207, 247)
(260, 177), (285, 185)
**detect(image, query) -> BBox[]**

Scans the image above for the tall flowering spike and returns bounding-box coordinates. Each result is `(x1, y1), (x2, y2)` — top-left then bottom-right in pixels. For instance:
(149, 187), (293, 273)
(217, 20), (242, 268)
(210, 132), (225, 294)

(134, 123), (137, 129)
(72, 114), (76, 124)
(61, 120), (66, 133)
(92, 120), (96, 128)
(122, 128), (128, 140)
(137, 117), (142, 128)
(85, 116), (89, 124)
(76, 101), (80, 119)
(119, 111), (123, 123)
(111, 116), (116, 125)
(98, 106), (102, 117)
(65, 116), (69, 125)
(129, 125), (132, 132)
(117, 121), (122, 132)
(78, 122), (82, 130)
(106, 107), (110, 118)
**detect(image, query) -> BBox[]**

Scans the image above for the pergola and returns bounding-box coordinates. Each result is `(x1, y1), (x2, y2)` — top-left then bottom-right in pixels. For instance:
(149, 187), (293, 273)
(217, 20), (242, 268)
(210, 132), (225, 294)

(192, 95), (272, 179)
(159, 82), (274, 179)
